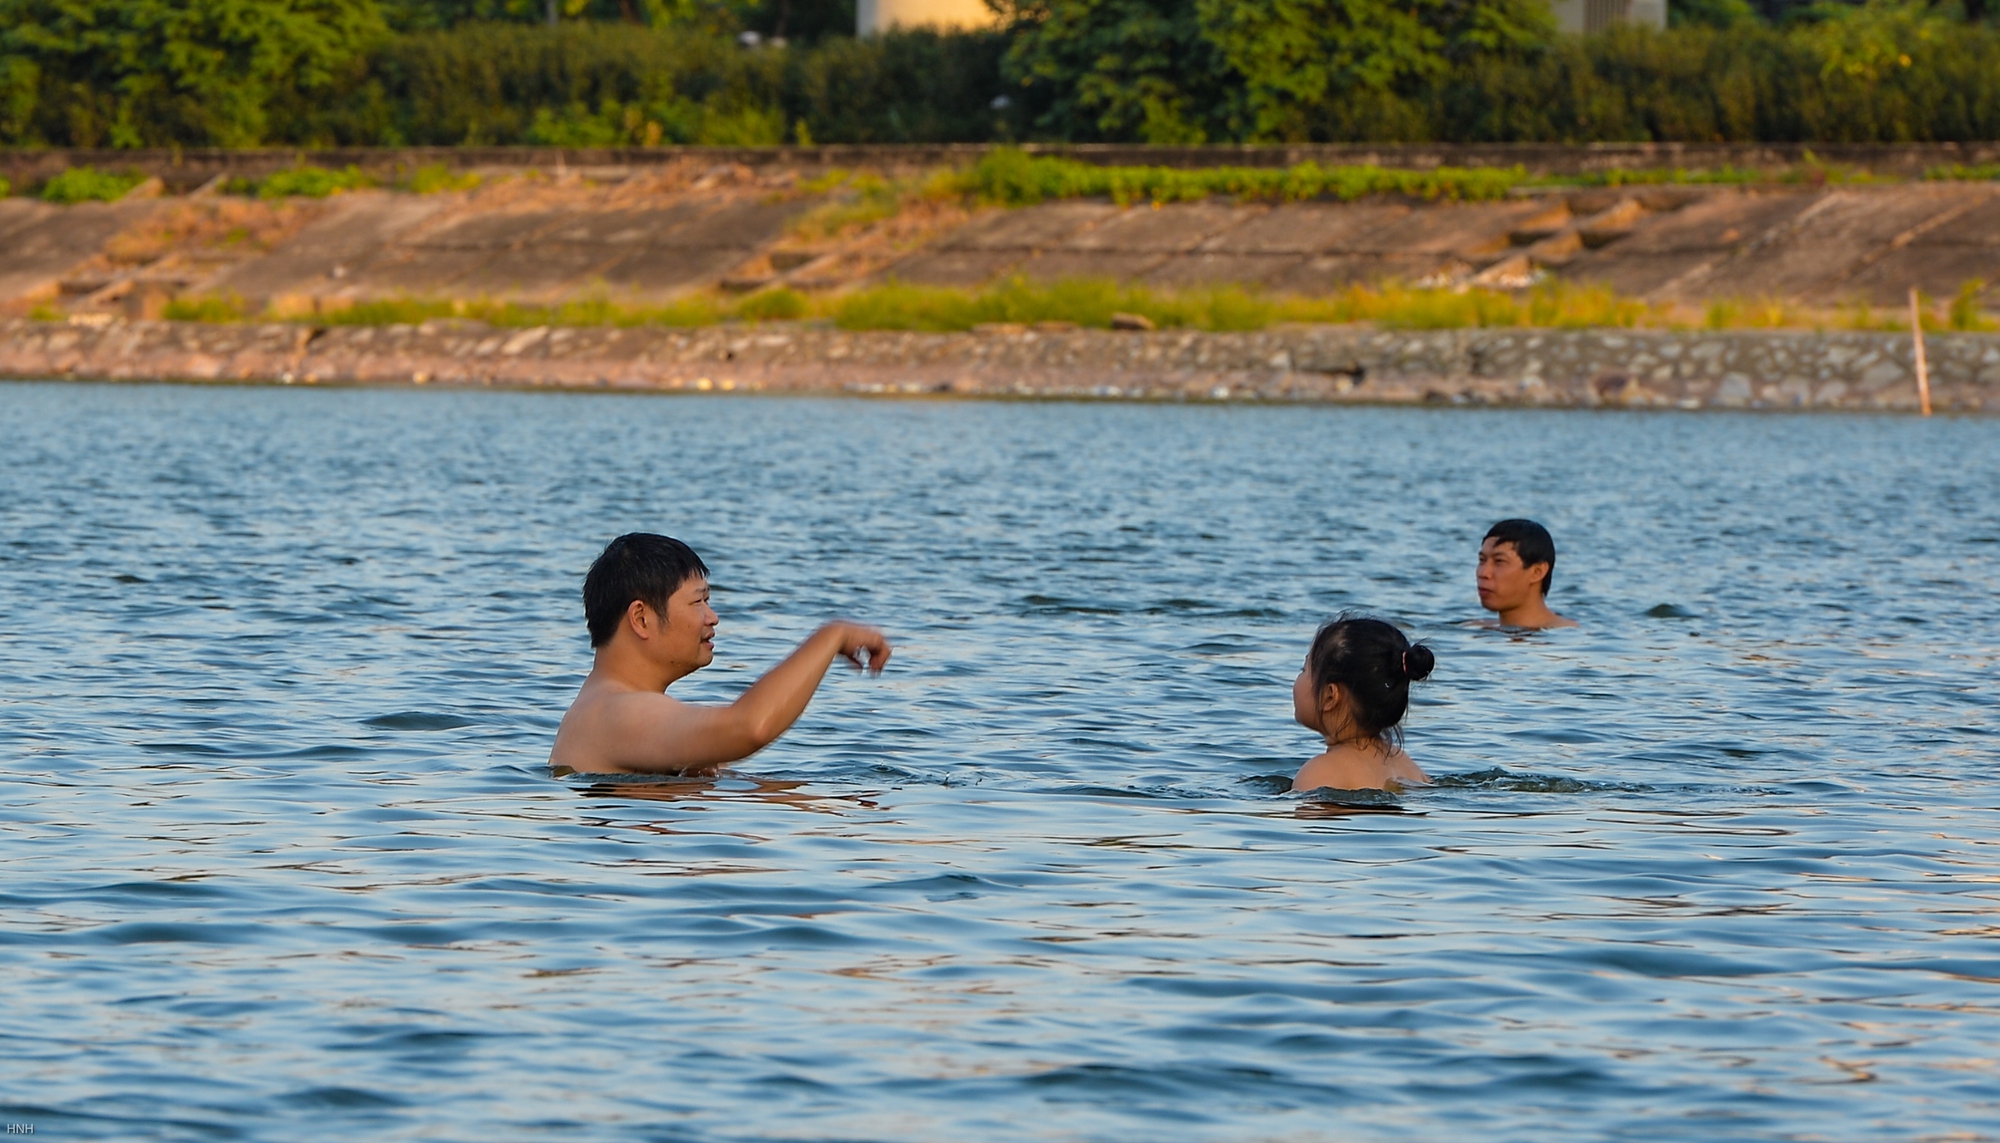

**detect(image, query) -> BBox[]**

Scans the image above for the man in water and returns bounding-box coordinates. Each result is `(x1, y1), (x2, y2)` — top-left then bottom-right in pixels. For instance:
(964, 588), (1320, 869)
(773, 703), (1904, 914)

(551, 533), (892, 775)
(1476, 518), (1577, 629)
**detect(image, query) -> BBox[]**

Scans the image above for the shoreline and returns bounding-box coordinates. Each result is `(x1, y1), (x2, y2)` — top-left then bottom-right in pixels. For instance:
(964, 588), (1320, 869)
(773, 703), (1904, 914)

(3, 319), (1991, 412)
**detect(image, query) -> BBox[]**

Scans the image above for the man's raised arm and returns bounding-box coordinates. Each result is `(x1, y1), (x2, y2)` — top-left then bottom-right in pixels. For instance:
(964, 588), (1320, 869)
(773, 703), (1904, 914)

(608, 622), (891, 774)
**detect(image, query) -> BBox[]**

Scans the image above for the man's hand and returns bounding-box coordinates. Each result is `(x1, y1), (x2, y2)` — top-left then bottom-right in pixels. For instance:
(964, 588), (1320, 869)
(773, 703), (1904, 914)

(825, 622), (892, 674)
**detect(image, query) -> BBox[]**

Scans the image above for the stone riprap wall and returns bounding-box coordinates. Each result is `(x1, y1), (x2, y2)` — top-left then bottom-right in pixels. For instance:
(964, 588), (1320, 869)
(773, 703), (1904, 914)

(2, 319), (1987, 411)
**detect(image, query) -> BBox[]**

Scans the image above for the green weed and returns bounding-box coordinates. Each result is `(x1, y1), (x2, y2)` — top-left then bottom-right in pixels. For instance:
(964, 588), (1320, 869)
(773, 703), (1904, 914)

(956, 149), (1528, 207)
(235, 165), (373, 199)
(1928, 163), (2000, 181)
(41, 166), (146, 204)
(162, 294), (255, 322)
(403, 164), (481, 194)
(736, 288), (810, 322)
(1950, 280), (1992, 330)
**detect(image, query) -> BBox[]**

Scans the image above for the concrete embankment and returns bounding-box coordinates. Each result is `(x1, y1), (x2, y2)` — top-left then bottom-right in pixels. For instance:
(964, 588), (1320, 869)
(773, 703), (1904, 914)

(4, 319), (1989, 411)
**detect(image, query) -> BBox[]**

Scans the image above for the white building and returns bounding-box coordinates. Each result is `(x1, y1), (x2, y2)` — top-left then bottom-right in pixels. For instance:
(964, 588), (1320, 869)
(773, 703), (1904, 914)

(1548, 0), (1667, 32)
(856, 0), (998, 35)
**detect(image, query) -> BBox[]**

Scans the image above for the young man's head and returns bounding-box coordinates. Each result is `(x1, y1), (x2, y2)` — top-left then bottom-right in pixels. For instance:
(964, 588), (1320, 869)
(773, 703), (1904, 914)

(583, 533), (714, 670)
(1476, 519), (1556, 613)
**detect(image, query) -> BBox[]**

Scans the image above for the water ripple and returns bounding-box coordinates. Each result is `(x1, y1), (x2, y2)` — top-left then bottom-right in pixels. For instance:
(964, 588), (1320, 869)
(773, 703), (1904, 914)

(1, 383), (1998, 1141)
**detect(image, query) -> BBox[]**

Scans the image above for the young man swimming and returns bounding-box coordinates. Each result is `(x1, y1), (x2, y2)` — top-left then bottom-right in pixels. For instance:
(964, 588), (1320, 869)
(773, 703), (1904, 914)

(1476, 518), (1577, 629)
(550, 533), (892, 775)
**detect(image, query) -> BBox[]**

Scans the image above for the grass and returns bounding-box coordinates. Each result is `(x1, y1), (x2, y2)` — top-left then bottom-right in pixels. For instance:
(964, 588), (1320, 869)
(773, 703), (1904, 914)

(41, 166), (148, 204)
(228, 165), (374, 199)
(312, 294), (727, 328)
(1927, 163), (2000, 181)
(144, 277), (1994, 335)
(1951, 280), (1995, 330)
(149, 278), (1681, 333)
(955, 149), (1530, 206)
(945, 149), (1927, 210)
(161, 294), (255, 322)
(400, 163), (482, 194)
(790, 170), (932, 239)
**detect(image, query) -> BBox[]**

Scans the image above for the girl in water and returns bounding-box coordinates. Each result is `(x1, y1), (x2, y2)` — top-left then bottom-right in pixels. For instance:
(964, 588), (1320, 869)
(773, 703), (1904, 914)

(1292, 615), (1434, 792)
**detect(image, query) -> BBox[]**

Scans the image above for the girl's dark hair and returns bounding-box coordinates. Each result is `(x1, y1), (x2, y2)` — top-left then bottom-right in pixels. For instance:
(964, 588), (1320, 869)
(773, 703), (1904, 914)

(1306, 614), (1434, 746)
(583, 533), (709, 647)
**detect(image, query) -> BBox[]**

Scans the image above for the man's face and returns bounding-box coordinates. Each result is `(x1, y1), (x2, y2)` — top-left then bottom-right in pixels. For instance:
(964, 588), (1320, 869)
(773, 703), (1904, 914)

(1477, 538), (1547, 613)
(649, 576), (717, 672)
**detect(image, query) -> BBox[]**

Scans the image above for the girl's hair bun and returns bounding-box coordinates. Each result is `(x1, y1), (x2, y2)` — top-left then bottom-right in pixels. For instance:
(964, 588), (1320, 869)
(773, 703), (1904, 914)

(1402, 643), (1435, 683)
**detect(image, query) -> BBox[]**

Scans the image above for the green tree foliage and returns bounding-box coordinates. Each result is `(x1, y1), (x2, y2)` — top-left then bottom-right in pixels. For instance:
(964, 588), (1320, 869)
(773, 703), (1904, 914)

(788, 29), (1011, 141)
(3, 0), (2000, 147)
(0, 0), (386, 146)
(1671, 0), (1758, 28)
(999, 0), (1238, 141)
(1196, 0), (1554, 140)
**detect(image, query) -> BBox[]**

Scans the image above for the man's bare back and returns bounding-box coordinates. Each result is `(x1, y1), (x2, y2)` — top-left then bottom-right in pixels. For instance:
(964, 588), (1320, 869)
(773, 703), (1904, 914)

(551, 534), (890, 775)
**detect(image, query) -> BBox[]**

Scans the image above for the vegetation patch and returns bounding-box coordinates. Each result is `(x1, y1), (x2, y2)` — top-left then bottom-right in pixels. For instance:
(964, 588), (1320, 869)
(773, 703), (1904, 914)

(957, 150), (1529, 207)
(229, 165), (373, 199)
(400, 164), (482, 195)
(151, 275), (1990, 334)
(162, 294), (255, 323)
(1926, 164), (2000, 182)
(41, 167), (147, 204)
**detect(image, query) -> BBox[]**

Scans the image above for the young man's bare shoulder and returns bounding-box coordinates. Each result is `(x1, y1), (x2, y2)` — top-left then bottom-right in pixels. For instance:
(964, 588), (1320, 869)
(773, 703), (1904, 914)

(552, 685), (688, 772)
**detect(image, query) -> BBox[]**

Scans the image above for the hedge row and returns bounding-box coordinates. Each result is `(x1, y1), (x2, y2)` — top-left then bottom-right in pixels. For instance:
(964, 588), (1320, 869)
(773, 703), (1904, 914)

(9, 14), (2000, 147)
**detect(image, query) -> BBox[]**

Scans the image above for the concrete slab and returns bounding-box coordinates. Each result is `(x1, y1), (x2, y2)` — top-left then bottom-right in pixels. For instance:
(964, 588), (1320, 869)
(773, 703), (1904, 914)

(413, 210), (567, 250)
(1834, 245), (2000, 306)
(1908, 193), (2000, 245)
(1142, 252), (1301, 288)
(878, 249), (1025, 286)
(450, 246), (629, 297)
(1730, 189), (1989, 300)
(0, 200), (163, 302)
(598, 246), (750, 294)
(648, 199), (800, 250)
(538, 203), (716, 246)
(1197, 203), (1409, 254)
(1559, 251), (1721, 298)
(1265, 254), (1448, 293)
(205, 194), (447, 301)
(1057, 202), (1251, 252)
(0, 199), (54, 244)
(1012, 251), (1170, 282)
(351, 250), (494, 294)
(1609, 192), (1826, 255)
(938, 203), (1118, 250)
(1337, 202), (1541, 257)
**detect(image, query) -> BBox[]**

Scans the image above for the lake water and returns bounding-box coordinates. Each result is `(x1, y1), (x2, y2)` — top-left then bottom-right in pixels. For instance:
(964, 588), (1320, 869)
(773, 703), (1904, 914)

(3, 381), (1998, 1141)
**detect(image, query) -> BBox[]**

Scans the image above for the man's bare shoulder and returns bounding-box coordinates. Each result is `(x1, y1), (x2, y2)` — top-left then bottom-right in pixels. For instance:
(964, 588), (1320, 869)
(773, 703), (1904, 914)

(551, 682), (695, 774)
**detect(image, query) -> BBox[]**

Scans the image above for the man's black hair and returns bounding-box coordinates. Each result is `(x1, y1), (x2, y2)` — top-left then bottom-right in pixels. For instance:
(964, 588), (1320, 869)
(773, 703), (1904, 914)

(583, 533), (709, 647)
(1484, 518), (1557, 595)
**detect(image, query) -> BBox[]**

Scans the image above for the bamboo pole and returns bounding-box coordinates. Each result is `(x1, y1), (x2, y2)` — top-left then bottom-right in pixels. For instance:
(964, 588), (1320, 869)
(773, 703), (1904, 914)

(1910, 287), (1932, 417)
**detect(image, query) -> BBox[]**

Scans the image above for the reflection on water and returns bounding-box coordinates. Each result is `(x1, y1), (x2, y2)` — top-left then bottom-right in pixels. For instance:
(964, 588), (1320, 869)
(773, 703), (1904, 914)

(2, 382), (1998, 1141)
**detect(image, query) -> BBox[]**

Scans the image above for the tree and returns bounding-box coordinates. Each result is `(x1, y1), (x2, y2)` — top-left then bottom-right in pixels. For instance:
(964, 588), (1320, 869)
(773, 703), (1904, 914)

(999, 0), (1239, 141)
(0, 0), (387, 146)
(1194, 0), (1554, 140)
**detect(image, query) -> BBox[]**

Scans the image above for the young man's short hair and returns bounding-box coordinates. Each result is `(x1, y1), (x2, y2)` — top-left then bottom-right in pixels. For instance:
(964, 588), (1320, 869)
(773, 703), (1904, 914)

(583, 533), (709, 647)
(1484, 519), (1556, 595)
